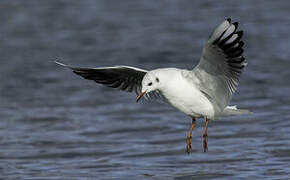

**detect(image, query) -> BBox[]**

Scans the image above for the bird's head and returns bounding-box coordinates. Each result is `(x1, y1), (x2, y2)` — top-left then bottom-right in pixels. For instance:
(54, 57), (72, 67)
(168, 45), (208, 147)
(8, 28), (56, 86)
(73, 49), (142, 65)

(136, 72), (160, 102)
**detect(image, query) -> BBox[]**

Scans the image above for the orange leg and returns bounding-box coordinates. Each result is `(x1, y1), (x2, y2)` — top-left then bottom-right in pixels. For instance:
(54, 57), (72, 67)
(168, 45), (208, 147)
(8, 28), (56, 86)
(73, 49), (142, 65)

(203, 117), (209, 152)
(186, 118), (196, 153)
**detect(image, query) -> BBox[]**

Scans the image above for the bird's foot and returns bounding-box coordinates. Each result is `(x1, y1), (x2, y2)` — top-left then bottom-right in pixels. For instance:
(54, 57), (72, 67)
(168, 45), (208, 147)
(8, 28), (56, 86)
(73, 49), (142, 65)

(203, 134), (208, 152)
(186, 135), (192, 153)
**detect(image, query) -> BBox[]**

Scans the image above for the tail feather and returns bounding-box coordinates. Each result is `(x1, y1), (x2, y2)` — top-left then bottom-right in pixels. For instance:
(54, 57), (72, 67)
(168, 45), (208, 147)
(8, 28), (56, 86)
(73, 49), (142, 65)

(221, 105), (251, 117)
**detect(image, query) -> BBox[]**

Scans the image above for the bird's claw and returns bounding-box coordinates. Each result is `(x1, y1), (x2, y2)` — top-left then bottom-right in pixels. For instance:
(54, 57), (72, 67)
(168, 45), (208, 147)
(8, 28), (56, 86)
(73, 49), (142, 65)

(186, 136), (192, 153)
(203, 134), (208, 152)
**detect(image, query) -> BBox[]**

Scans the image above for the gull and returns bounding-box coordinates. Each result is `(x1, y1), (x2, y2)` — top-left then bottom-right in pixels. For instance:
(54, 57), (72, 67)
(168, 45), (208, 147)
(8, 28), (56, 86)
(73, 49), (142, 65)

(56, 18), (250, 153)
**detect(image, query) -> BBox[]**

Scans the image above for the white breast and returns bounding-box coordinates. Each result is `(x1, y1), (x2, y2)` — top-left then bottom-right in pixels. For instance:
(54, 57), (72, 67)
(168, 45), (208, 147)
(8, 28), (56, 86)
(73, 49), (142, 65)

(159, 69), (215, 119)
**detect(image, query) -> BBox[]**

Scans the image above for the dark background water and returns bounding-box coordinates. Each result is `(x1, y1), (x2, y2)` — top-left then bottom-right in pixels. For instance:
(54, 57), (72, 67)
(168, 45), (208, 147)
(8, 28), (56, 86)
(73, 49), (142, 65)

(1, 0), (290, 179)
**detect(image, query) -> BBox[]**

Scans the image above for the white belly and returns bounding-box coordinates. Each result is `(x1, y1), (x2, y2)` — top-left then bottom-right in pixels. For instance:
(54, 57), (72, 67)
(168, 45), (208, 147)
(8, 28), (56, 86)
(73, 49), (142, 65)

(162, 76), (215, 119)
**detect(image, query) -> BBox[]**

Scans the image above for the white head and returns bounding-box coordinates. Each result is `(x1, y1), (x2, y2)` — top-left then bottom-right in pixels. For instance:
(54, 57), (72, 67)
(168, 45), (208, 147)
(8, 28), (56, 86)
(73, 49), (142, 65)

(136, 71), (161, 102)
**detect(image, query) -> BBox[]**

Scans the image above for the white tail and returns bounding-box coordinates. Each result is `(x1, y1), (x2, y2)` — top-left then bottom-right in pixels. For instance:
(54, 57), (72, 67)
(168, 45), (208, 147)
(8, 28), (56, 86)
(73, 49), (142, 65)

(221, 105), (251, 117)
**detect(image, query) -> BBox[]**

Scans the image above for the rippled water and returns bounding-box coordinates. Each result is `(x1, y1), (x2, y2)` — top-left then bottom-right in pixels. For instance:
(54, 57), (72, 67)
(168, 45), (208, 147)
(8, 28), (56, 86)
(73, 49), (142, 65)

(1, 0), (290, 179)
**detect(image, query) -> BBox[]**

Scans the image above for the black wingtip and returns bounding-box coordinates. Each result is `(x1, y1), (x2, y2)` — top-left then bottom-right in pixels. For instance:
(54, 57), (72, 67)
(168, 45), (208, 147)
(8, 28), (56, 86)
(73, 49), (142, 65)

(239, 41), (245, 47)
(232, 22), (239, 29)
(236, 30), (244, 37)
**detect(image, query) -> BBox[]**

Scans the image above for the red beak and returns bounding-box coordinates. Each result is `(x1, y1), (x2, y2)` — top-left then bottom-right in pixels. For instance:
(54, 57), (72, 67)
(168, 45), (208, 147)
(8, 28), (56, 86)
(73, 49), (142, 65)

(136, 91), (146, 102)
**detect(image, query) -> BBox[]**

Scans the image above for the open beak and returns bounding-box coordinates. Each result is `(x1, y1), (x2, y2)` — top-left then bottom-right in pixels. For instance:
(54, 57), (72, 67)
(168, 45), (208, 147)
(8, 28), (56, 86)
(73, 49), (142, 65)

(136, 91), (146, 102)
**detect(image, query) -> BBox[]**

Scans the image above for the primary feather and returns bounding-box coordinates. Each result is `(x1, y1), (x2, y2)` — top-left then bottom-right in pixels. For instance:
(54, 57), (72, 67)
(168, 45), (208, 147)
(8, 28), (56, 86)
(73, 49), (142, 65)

(55, 61), (147, 95)
(190, 18), (246, 113)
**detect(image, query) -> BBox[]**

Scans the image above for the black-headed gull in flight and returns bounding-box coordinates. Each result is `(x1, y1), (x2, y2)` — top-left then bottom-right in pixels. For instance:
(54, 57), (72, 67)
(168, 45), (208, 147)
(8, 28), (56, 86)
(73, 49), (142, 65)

(56, 18), (250, 153)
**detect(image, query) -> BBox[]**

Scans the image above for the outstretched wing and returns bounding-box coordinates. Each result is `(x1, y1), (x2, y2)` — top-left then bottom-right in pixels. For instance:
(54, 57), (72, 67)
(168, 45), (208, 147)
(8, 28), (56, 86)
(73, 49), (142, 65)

(192, 18), (246, 111)
(55, 61), (147, 95)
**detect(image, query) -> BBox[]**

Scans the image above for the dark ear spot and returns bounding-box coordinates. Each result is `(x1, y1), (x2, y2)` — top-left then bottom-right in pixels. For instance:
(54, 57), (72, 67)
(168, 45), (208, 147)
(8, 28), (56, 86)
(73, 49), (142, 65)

(156, 77), (159, 82)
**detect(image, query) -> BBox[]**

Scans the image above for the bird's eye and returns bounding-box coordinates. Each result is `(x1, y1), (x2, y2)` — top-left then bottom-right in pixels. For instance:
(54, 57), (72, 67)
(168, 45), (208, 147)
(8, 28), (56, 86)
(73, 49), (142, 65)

(156, 78), (159, 82)
(148, 82), (152, 86)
